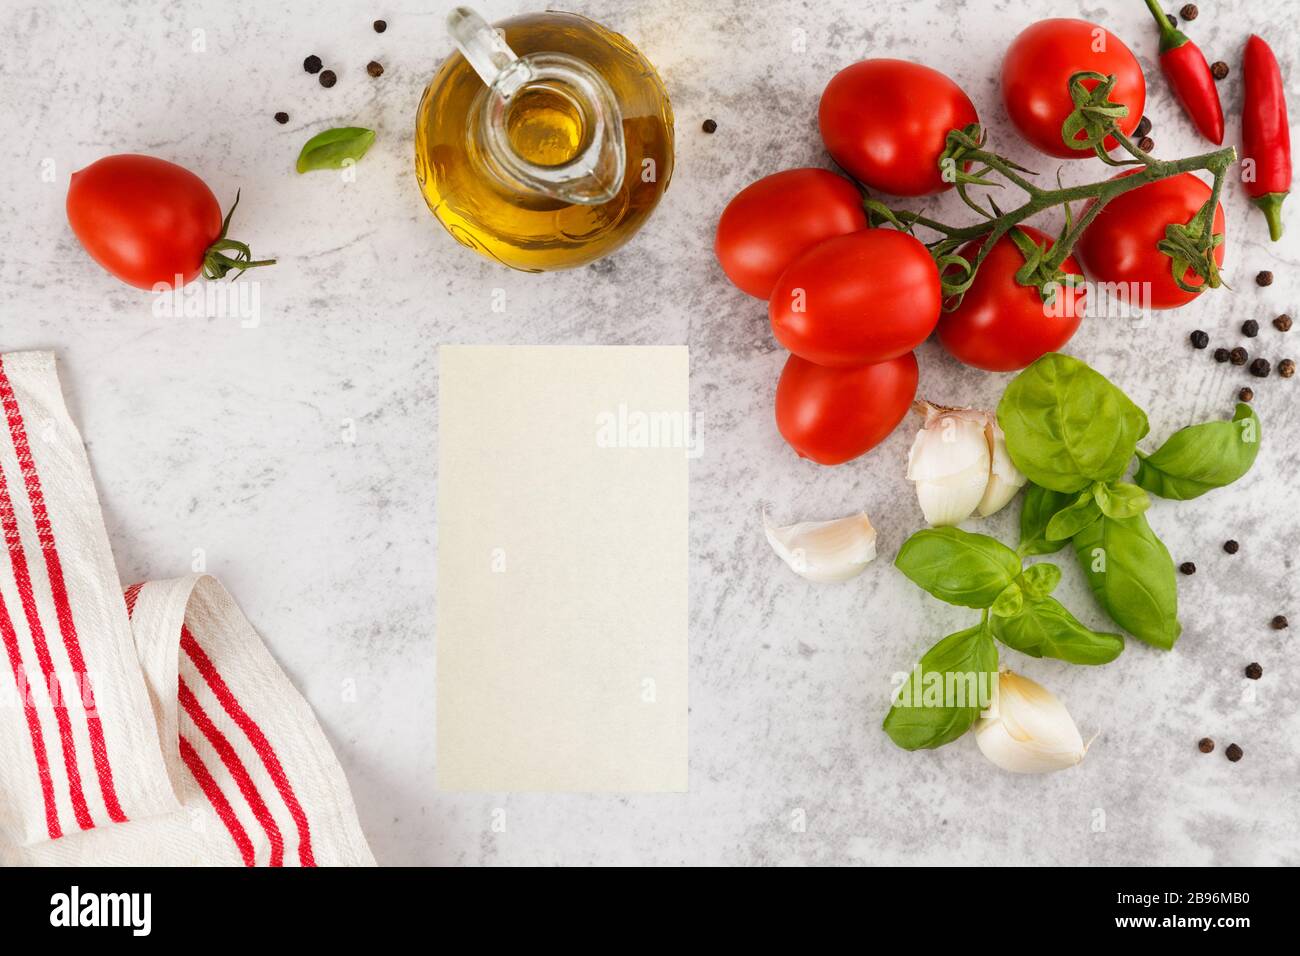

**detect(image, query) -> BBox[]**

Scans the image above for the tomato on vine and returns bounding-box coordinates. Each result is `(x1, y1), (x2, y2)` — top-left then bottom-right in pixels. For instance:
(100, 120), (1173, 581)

(1002, 19), (1146, 158)
(819, 59), (978, 196)
(1076, 171), (1226, 310)
(938, 226), (1087, 372)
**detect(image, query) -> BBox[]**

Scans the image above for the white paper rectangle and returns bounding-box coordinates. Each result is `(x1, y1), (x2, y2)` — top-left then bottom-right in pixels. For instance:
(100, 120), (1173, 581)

(436, 345), (688, 792)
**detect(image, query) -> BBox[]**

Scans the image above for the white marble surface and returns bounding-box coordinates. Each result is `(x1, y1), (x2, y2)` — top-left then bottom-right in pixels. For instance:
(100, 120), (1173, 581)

(1, 0), (1297, 865)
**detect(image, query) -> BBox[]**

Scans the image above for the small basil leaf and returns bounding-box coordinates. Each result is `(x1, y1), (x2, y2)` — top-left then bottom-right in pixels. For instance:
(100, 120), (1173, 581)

(1019, 562), (1061, 599)
(1094, 481), (1150, 519)
(296, 126), (377, 173)
(1046, 489), (1102, 540)
(990, 594), (1125, 665)
(882, 624), (998, 751)
(1072, 511), (1180, 649)
(1018, 483), (1070, 556)
(991, 581), (1024, 618)
(1133, 403), (1262, 500)
(997, 353), (1149, 493)
(895, 527), (1022, 609)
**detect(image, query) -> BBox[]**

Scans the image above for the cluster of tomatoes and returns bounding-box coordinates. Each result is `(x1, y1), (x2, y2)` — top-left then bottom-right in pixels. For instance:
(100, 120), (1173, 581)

(715, 18), (1227, 466)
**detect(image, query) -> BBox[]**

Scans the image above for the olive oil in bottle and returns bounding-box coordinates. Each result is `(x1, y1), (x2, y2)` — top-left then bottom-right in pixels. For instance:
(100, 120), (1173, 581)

(415, 9), (675, 272)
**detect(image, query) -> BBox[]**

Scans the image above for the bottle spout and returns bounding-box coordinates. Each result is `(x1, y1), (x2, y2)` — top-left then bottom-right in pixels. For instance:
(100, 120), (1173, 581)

(446, 6), (626, 205)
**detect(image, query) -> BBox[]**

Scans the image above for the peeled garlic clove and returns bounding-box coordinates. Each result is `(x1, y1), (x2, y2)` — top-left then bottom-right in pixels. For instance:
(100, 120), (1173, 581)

(976, 419), (1028, 517)
(762, 510), (877, 583)
(975, 670), (1088, 773)
(906, 401), (991, 526)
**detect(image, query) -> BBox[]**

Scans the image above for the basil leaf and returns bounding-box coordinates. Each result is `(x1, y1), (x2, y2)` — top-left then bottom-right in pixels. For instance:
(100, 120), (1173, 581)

(1018, 483), (1070, 555)
(997, 353), (1149, 493)
(1046, 489), (1102, 540)
(1133, 403), (1262, 500)
(895, 527), (1022, 609)
(296, 126), (377, 173)
(991, 581), (1024, 618)
(1094, 481), (1150, 519)
(882, 624), (998, 751)
(1019, 562), (1061, 598)
(991, 595), (1125, 665)
(1072, 511), (1181, 649)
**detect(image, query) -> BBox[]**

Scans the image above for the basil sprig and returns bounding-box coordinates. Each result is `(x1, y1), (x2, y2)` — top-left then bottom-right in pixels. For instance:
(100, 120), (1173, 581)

(999, 354), (1262, 650)
(885, 526), (1123, 752)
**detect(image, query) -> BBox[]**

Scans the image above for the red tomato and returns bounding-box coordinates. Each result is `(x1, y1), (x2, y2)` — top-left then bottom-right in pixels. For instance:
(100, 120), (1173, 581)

(769, 229), (941, 367)
(819, 60), (979, 196)
(937, 226), (1087, 372)
(1002, 19), (1146, 158)
(68, 154), (222, 290)
(715, 168), (868, 299)
(1075, 171), (1226, 310)
(776, 352), (919, 465)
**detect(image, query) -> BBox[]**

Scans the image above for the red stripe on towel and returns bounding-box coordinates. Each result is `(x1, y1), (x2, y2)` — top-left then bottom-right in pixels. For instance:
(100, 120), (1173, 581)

(0, 591), (60, 838)
(178, 734), (254, 866)
(179, 676), (284, 866)
(123, 583), (144, 617)
(181, 626), (316, 866)
(0, 356), (126, 823)
(0, 460), (94, 830)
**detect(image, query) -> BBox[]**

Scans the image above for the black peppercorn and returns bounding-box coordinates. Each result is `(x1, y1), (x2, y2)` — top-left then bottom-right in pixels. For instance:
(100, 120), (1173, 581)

(1239, 386), (1254, 402)
(1223, 539), (1240, 554)
(319, 69), (337, 88)
(1214, 347), (1230, 363)
(1249, 357), (1271, 377)
(1135, 116), (1152, 138)
(1279, 358), (1295, 378)
(1225, 743), (1243, 762)
(1230, 346), (1248, 366)
(304, 54), (322, 74)
(274, 111), (289, 124)
(1139, 136), (1155, 152)
(1211, 61), (1230, 80)
(702, 119), (718, 134)
(1257, 270), (1274, 286)
(1242, 319), (1259, 337)
(1166, 13), (1177, 28)
(1245, 662), (1263, 680)
(367, 60), (384, 77)
(1198, 737), (1215, 753)
(1181, 3), (1198, 19)
(1272, 614), (1289, 630)
(1179, 561), (1196, 575)
(1275, 314), (1293, 332)
(1190, 329), (1209, 348)
(374, 19), (387, 33)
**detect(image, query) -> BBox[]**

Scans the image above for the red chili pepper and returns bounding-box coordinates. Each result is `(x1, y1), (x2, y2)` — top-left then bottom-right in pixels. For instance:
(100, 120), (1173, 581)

(1243, 34), (1292, 241)
(1141, 0), (1224, 145)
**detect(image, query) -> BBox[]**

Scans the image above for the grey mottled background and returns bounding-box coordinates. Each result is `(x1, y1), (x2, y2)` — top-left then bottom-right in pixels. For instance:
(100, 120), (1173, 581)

(0, 0), (1297, 865)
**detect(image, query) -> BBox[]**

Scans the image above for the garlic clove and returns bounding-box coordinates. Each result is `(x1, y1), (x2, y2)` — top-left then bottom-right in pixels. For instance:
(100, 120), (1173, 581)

(975, 670), (1088, 773)
(907, 401), (991, 526)
(975, 419), (1028, 517)
(762, 510), (877, 583)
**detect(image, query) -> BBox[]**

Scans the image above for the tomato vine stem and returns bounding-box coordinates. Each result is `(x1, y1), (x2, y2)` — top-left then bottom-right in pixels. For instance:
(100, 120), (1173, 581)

(866, 72), (1236, 309)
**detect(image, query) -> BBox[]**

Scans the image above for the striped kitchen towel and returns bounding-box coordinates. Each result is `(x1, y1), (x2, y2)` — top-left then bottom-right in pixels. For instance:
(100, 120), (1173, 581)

(0, 351), (373, 866)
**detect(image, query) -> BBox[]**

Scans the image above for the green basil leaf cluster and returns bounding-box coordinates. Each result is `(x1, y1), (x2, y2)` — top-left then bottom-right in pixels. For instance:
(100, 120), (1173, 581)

(999, 354), (1262, 651)
(885, 527), (1123, 751)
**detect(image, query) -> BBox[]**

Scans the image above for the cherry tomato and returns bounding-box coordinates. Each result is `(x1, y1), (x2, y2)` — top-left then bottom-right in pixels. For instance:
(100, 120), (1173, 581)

(1075, 171), (1225, 310)
(775, 352), (919, 465)
(769, 229), (941, 367)
(715, 168), (868, 299)
(819, 59), (978, 197)
(1002, 19), (1146, 159)
(937, 226), (1087, 372)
